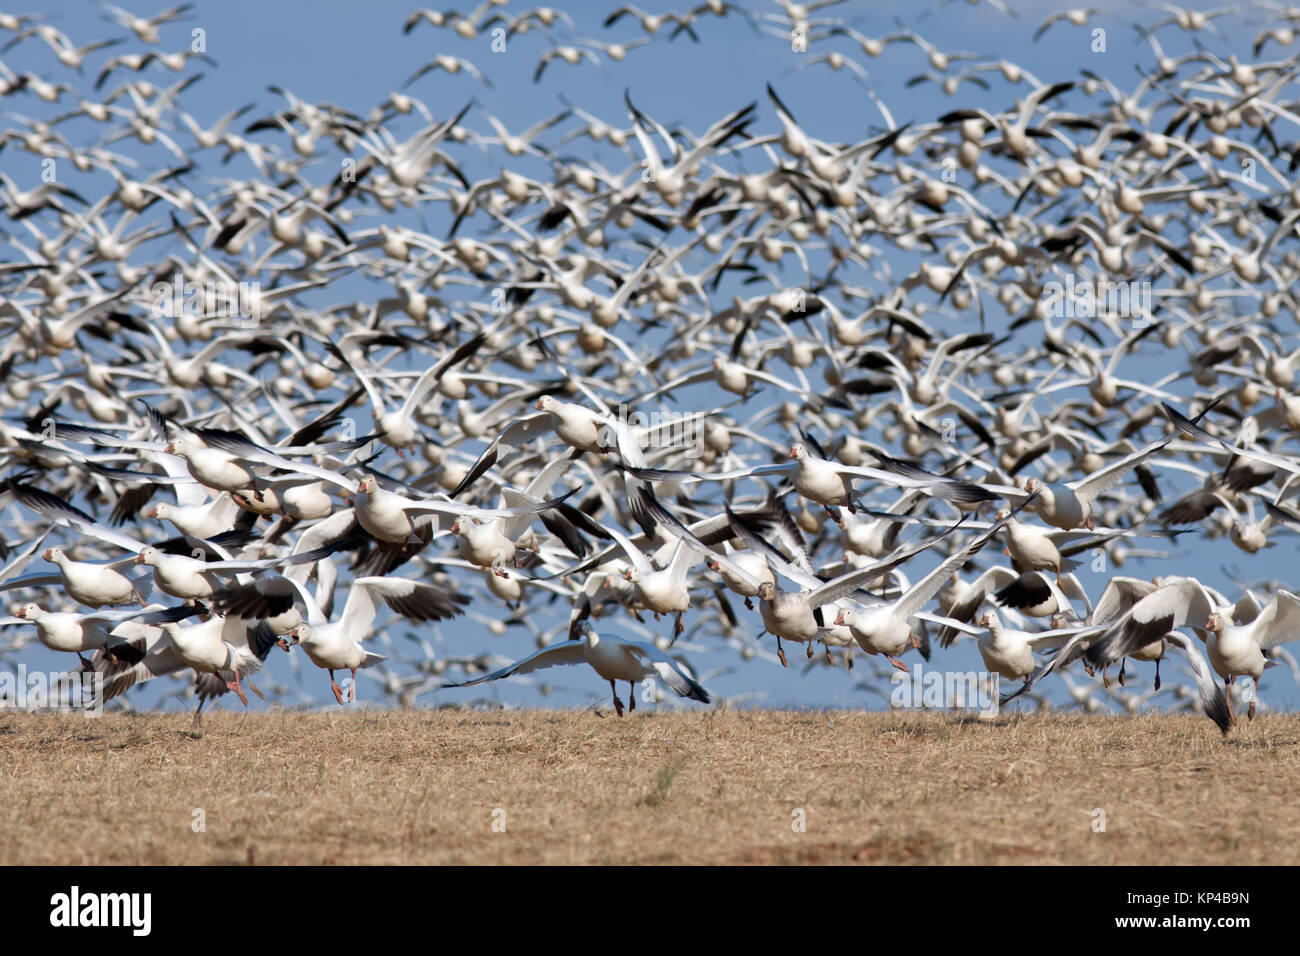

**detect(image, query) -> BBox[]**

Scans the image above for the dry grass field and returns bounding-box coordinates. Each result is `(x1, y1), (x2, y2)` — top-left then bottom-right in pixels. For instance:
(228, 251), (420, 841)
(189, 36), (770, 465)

(1, 709), (1296, 865)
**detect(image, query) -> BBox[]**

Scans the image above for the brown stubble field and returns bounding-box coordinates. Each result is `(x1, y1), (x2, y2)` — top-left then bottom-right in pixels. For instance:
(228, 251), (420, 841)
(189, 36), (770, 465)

(0, 709), (1295, 865)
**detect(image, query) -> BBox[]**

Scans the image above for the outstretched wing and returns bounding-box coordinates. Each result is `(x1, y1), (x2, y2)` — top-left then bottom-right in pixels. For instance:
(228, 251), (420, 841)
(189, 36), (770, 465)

(440, 642), (587, 687)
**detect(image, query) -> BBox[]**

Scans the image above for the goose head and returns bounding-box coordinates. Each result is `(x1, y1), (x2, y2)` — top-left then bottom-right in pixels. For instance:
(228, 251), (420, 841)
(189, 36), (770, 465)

(1205, 614), (1226, 634)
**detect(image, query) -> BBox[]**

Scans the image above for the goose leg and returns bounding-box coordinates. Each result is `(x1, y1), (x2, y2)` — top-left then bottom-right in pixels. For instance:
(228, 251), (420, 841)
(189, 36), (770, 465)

(776, 636), (788, 668)
(887, 656), (909, 673)
(610, 680), (624, 717)
(77, 652), (92, 670)
(1248, 681), (1256, 721)
(226, 670), (249, 708)
(628, 681), (636, 712)
(825, 506), (844, 528)
(329, 669), (345, 705)
(1154, 659), (1161, 691)
(675, 612), (684, 636)
(192, 694), (205, 731)
(805, 639), (814, 658)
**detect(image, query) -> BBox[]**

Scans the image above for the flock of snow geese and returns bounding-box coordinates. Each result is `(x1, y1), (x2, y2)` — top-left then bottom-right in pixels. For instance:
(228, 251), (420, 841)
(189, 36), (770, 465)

(3, 0), (1300, 733)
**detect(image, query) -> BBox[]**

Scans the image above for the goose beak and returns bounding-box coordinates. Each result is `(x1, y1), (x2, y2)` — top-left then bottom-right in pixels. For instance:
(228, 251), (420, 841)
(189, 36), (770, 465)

(41, 549), (54, 561)
(533, 399), (545, 410)
(833, 610), (845, 625)
(133, 554), (145, 564)
(163, 442), (176, 454)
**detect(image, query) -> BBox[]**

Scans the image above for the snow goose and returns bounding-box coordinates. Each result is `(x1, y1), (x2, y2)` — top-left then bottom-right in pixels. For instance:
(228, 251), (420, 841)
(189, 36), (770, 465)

(220, 571), (468, 703)
(102, 613), (280, 727)
(353, 473), (574, 544)
(935, 566), (1087, 647)
(1018, 437), (1172, 530)
(131, 539), (336, 602)
(448, 458), (578, 575)
(732, 502), (1008, 665)
(1002, 575), (1158, 700)
(975, 610), (1094, 684)
(630, 438), (1007, 527)
(705, 544), (774, 609)
(42, 546), (145, 607)
(442, 621), (709, 716)
(13, 602), (194, 667)
(346, 332), (487, 450)
(1204, 589), (1300, 720)
(1075, 576), (1234, 732)
(146, 492), (239, 540)
(830, 506), (1025, 670)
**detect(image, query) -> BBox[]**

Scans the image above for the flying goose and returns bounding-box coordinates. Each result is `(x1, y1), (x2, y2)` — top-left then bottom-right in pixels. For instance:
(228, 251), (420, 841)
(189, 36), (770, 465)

(442, 621), (709, 717)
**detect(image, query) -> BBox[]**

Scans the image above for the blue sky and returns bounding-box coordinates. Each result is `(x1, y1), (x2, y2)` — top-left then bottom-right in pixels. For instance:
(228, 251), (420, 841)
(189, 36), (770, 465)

(3, 0), (1299, 719)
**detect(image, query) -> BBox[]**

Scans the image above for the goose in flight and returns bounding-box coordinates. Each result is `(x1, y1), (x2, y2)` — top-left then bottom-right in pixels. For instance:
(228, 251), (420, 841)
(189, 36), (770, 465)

(352, 473), (575, 545)
(1204, 590), (1300, 721)
(974, 610), (1094, 686)
(1012, 438), (1173, 530)
(830, 505), (1028, 670)
(13, 602), (195, 669)
(99, 611), (281, 727)
(442, 621), (709, 716)
(279, 574), (469, 704)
